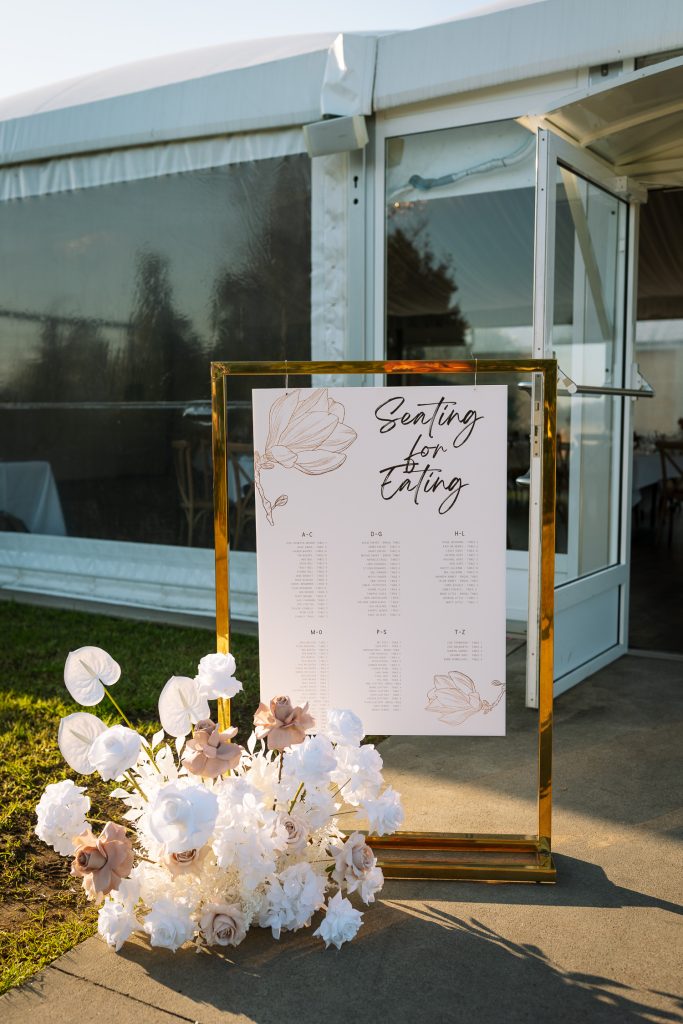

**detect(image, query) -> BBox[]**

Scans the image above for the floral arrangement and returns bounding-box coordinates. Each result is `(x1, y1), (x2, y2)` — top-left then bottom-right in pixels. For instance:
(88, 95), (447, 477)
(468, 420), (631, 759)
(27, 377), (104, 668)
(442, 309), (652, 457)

(35, 647), (403, 953)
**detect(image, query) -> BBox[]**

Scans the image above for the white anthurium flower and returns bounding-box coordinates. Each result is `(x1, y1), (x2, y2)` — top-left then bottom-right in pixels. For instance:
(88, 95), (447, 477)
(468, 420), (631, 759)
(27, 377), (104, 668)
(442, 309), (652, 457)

(158, 676), (210, 738)
(88, 724), (142, 781)
(64, 646), (121, 706)
(195, 652), (243, 700)
(58, 711), (108, 775)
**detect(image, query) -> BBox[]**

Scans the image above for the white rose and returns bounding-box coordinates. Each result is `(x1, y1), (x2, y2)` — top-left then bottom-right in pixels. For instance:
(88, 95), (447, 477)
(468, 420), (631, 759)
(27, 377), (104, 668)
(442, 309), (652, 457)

(359, 866), (384, 905)
(195, 652), (243, 700)
(362, 786), (404, 837)
(142, 899), (195, 951)
(35, 779), (90, 856)
(313, 891), (363, 949)
(158, 676), (210, 738)
(148, 782), (218, 854)
(98, 898), (138, 952)
(326, 709), (365, 747)
(64, 646), (121, 706)
(88, 724), (142, 781)
(283, 735), (336, 787)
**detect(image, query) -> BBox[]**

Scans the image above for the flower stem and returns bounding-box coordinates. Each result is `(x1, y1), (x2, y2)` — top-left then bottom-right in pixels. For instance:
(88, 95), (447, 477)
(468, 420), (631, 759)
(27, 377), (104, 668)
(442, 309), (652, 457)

(88, 816), (135, 833)
(102, 685), (161, 773)
(125, 771), (148, 802)
(331, 778), (351, 799)
(278, 752), (284, 784)
(102, 685), (135, 729)
(288, 782), (305, 812)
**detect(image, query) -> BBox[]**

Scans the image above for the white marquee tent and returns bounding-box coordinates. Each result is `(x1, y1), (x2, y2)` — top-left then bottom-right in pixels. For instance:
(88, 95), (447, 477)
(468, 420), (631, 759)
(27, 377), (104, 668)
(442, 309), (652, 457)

(2, 0), (683, 693)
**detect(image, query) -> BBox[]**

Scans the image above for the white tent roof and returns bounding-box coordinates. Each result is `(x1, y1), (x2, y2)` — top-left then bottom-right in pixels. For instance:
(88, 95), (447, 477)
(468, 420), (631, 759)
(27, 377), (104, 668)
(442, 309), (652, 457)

(374, 0), (683, 111)
(0, 35), (339, 120)
(1, 0), (683, 168)
(0, 32), (377, 165)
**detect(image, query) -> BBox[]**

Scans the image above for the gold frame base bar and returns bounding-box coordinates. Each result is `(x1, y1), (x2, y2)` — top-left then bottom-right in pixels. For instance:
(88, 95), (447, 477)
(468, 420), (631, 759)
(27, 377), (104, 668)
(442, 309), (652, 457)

(211, 359), (558, 885)
(368, 832), (556, 882)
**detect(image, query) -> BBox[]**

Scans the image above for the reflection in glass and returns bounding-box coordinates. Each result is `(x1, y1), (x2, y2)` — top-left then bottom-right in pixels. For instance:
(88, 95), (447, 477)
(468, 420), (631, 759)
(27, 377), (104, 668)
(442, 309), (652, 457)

(0, 156), (311, 550)
(552, 169), (627, 581)
(385, 120), (538, 552)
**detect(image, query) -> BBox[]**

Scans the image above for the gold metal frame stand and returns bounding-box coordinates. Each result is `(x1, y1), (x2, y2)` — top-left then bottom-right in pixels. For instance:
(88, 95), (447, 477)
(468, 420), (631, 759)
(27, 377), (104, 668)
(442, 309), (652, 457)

(211, 359), (557, 883)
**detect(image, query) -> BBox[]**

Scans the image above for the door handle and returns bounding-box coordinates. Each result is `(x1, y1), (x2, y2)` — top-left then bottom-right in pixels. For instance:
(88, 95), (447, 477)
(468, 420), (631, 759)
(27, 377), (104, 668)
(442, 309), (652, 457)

(517, 381), (654, 399)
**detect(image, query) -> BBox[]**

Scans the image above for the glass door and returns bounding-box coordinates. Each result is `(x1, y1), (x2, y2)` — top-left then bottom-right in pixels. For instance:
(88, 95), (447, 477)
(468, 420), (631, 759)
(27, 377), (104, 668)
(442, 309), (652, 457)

(533, 129), (637, 696)
(381, 117), (540, 629)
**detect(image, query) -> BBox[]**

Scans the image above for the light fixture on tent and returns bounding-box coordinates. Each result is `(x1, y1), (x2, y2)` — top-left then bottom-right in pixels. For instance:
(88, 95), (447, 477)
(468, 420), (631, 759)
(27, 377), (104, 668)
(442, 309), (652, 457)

(303, 115), (368, 157)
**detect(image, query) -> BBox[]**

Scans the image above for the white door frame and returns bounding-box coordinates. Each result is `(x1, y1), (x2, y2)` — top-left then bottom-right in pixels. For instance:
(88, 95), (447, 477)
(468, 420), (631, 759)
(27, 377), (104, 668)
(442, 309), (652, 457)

(530, 129), (641, 698)
(371, 108), (643, 703)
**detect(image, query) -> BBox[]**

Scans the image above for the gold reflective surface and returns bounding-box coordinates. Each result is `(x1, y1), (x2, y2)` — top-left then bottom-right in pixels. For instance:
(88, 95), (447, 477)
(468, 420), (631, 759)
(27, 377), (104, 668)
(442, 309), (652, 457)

(211, 359), (557, 881)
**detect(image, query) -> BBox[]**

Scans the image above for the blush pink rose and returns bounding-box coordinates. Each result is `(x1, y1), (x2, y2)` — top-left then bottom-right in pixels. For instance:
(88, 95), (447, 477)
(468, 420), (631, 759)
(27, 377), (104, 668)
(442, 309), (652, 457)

(181, 719), (243, 779)
(199, 902), (247, 947)
(253, 696), (315, 751)
(278, 812), (309, 853)
(162, 846), (208, 877)
(71, 822), (134, 903)
(331, 831), (376, 888)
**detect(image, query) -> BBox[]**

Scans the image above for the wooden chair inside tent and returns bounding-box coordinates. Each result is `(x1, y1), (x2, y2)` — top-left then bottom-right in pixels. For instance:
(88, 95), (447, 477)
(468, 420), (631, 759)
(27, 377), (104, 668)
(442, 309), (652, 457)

(171, 438), (213, 547)
(656, 439), (683, 546)
(227, 442), (256, 550)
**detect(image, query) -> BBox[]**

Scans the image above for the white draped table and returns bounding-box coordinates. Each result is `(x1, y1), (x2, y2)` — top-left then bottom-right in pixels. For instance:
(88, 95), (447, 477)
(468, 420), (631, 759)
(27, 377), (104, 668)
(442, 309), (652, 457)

(632, 451), (662, 508)
(0, 461), (66, 535)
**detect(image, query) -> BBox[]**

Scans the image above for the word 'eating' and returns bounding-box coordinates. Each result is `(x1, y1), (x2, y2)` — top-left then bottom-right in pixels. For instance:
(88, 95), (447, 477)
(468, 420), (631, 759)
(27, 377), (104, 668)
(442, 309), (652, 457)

(374, 396), (483, 515)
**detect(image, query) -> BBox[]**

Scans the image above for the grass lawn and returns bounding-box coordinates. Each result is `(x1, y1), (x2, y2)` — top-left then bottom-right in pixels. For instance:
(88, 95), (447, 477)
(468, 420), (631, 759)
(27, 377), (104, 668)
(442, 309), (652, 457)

(0, 600), (260, 994)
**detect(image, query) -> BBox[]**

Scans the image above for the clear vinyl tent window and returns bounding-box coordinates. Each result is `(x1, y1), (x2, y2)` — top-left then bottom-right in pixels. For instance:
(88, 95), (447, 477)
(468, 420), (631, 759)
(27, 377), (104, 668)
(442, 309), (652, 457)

(384, 119), (553, 555)
(0, 156), (311, 551)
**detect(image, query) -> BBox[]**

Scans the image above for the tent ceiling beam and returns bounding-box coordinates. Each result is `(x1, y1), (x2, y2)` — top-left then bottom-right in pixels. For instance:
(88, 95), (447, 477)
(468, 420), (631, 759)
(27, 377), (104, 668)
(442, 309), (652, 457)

(576, 96), (683, 146)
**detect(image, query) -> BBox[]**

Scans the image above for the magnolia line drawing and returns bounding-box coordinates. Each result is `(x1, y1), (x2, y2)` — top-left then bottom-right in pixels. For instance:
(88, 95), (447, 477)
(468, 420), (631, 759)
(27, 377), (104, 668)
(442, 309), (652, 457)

(425, 671), (505, 726)
(254, 388), (357, 525)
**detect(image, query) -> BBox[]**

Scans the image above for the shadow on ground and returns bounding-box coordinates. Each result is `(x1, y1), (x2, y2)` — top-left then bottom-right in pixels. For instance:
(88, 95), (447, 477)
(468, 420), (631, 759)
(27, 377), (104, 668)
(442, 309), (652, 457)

(86, 874), (681, 1024)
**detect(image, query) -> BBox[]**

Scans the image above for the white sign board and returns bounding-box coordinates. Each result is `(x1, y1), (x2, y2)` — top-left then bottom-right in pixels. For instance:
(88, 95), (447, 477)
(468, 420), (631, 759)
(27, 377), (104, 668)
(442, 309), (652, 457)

(252, 385), (507, 736)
